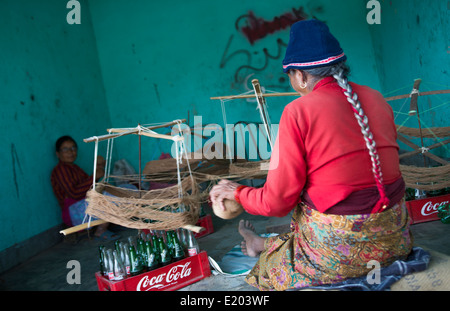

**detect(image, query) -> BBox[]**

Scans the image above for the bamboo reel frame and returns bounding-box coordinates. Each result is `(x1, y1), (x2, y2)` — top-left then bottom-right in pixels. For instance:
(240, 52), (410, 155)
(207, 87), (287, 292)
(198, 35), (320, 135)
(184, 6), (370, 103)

(210, 78), (450, 191)
(60, 119), (205, 236)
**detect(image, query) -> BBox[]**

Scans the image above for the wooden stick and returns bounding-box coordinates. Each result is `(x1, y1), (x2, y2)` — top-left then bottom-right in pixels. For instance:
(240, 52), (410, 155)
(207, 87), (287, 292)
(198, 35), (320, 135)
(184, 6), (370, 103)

(84, 120), (187, 143)
(59, 220), (107, 235)
(59, 219), (205, 235)
(138, 127), (142, 194)
(183, 224), (205, 233)
(409, 79), (421, 116)
(84, 129), (139, 143)
(399, 138), (450, 163)
(139, 131), (184, 141)
(252, 79), (266, 104)
(107, 119), (187, 133)
(210, 89), (450, 101)
(397, 134), (449, 165)
(210, 92), (299, 100)
(385, 89), (450, 102)
(84, 128), (180, 143)
(252, 79), (273, 146)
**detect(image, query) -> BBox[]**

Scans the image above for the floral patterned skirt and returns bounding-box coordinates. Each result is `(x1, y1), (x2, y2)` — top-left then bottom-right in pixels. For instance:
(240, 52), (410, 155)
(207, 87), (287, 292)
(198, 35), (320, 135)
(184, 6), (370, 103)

(245, 199), (413, 291)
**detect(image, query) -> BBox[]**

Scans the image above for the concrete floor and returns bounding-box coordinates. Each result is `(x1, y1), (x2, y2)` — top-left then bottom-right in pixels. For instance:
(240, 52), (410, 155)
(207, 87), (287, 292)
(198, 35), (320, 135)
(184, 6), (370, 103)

(1, 208), (449, 291)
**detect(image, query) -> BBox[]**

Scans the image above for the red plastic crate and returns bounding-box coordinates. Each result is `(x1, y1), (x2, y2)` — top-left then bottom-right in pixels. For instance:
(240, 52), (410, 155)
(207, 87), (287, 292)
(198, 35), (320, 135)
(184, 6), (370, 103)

(194, 214), (214, 238)
(95, 251), (211, 291)
(406, 193), (450, 224)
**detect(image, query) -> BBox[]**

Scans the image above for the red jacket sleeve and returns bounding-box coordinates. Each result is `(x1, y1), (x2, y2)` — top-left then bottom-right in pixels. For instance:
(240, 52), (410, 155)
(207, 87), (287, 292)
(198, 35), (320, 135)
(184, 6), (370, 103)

(52, 163), (93, 201)
(238, 107), (307, 217)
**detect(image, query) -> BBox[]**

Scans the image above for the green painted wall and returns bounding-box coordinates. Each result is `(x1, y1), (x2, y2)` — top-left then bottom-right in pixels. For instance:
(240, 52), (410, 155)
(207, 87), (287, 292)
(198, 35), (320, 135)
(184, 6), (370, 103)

(1, 0), (448, 255)
(368, 0), (450, 159)
(0, 0), (110, 252)
(87, 0), (381, 168)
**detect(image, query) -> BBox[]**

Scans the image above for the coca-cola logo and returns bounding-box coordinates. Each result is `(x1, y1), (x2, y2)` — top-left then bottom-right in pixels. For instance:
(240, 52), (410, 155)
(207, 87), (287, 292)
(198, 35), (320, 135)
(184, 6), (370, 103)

(421, 200), (449, 216)
(136, 261), (192, 291)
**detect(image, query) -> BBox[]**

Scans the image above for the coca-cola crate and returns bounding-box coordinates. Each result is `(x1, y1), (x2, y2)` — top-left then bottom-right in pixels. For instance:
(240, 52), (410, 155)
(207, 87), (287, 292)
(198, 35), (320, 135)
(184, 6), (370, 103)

(406, 193), (450, 224)
(95, 251), (211, 291)
(194, 214), (214, 238)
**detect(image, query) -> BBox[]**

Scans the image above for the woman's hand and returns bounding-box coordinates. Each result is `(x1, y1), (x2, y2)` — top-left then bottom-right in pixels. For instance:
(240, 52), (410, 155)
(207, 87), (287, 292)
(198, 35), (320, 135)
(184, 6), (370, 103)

(209, 179), (241, 211)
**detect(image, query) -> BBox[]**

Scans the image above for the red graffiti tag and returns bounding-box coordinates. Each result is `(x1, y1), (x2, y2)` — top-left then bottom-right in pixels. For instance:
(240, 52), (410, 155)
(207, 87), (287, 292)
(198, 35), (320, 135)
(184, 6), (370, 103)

(238, 7), (308, 45)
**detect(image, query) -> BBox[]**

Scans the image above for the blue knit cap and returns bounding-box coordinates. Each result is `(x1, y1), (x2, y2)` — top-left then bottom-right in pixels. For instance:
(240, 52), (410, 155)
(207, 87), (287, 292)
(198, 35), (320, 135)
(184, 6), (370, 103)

(282, 19), (346, 73)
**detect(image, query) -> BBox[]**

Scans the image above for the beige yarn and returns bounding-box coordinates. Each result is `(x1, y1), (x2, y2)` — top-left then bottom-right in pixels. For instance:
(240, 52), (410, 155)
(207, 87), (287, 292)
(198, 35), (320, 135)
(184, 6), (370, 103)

(85, 177), (203, 231)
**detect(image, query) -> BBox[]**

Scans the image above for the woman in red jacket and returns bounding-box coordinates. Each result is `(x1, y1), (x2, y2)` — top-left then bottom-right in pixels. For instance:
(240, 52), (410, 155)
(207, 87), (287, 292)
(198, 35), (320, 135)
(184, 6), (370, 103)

(209, 19), (413, 290)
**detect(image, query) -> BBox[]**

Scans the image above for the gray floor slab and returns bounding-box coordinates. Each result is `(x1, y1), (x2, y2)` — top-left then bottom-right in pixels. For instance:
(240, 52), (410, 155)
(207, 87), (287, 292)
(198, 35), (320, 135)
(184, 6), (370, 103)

(1, 210), (449, 291)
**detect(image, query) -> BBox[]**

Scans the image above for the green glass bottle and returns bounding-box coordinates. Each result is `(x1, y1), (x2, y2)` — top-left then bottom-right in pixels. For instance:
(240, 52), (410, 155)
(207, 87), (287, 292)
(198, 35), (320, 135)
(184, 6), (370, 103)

(158, 237), (172, 266)
(137, 238), (147, 272)
(145, 240), (159, 270)
(98, 245), (106, 276)
(114, 240), (121, 254)
(405, 188), (415, 201)
(166, 231), (175, 257)
(151, 234), (161, 263)
(171, 231), (185, 261)
(438, 203), (450, 224)
(128, 244), (143, 276)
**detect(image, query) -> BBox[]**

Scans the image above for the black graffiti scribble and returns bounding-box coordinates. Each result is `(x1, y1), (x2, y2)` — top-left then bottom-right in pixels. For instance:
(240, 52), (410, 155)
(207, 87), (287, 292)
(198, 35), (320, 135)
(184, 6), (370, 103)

(220, 35), (287, 85)
(11, 143), (22, 198)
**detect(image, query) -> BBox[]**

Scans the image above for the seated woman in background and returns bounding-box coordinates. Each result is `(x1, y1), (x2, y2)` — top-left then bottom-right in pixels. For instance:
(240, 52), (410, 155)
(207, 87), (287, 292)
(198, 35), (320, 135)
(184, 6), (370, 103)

(51, 135), (119, 241)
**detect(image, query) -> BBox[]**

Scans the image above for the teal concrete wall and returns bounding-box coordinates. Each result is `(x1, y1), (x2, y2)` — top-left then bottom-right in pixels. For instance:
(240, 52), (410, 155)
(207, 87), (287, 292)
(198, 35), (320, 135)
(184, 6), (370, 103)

(368, 0), (450, 159)
(0, 0), (448, 255)
(0, 0), (110, 252)
(87, 0), (381, 168)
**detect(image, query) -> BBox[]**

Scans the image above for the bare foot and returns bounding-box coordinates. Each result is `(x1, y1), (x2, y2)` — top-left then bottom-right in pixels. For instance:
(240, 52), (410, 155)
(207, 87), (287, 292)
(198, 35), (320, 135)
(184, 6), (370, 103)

(238, 220), (266, 257)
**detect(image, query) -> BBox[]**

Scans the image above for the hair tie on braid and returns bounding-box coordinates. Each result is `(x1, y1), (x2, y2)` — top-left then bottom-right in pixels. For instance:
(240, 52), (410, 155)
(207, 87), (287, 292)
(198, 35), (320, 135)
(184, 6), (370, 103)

(333, 68), (389, 213)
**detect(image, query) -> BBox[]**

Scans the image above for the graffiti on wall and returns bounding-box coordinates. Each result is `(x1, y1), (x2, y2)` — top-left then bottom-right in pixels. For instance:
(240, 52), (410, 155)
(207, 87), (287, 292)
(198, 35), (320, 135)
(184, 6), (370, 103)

(220, 5), (324, 91)
(237, 7), (309, 45)
(11, 143), (22, 198)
